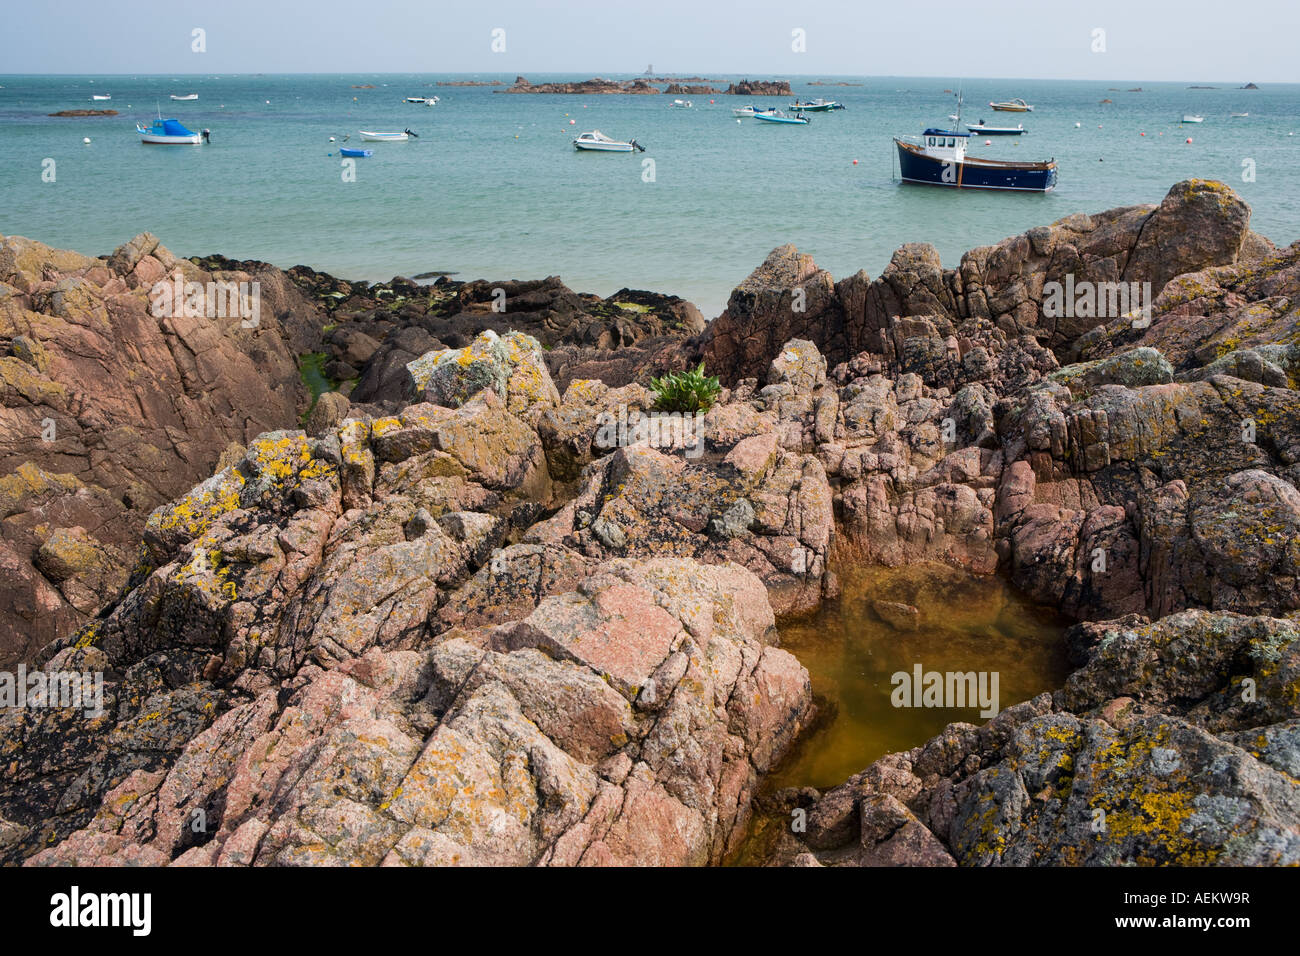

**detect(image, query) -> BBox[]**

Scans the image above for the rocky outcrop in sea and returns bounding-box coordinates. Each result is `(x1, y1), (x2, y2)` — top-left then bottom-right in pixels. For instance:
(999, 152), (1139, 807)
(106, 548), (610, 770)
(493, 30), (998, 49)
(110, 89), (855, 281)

(1, 180), (1297, 866)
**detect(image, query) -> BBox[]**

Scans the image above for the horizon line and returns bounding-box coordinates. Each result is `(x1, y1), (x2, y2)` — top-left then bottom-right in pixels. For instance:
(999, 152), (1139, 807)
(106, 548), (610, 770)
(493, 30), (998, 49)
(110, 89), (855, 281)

(0, 72), (1284, 86)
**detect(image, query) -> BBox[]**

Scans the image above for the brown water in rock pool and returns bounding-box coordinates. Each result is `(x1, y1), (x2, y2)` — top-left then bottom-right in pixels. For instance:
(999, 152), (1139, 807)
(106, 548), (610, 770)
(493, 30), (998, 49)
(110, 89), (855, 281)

(768, 562), (1069, 790)
(729, 562), (1069, 864)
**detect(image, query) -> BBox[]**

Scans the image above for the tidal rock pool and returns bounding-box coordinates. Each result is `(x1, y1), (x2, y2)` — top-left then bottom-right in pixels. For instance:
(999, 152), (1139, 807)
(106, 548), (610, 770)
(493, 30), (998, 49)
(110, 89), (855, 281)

(766, 562), (1070, 791)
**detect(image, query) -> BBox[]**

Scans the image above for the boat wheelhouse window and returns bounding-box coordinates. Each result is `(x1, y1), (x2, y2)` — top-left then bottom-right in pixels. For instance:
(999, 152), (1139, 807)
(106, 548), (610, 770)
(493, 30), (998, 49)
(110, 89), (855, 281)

(947, 137), (956, 147)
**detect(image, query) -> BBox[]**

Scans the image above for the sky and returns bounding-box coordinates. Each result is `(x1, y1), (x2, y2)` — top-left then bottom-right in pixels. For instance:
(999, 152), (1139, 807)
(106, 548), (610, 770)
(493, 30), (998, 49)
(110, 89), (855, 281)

(3, 0), (1295, 83)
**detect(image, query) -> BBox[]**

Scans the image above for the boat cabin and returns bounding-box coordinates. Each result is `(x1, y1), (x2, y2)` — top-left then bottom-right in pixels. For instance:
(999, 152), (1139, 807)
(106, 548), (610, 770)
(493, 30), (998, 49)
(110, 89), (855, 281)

(918, 128), (969, 161)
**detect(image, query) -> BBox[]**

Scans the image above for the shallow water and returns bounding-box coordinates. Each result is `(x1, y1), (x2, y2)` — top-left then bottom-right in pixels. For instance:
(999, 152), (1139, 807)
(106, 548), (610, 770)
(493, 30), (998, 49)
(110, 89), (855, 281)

(767, 562), (1069, 791)
(729, 562), (1067, 865)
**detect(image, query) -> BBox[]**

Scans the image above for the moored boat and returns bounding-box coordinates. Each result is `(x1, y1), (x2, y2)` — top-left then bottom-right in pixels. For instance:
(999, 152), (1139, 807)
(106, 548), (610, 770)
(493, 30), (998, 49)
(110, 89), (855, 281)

(170, 93), (198, 101)
(790, 98), (843, 112)
(894, 127), (1056, 191)
(359, 129), (417, 141)
(91, 94), (111, 101)
(338, 147), (373, 157)
(1181, 114), (1204, 123)
(989, 98), (1033, 112)
(753, 110), (809, 125)
(573, 129), (644, 151)
(1230, 112), (1249, 118)
(965, 121), (1025, 135)
(669, 99), (693, 108)
(137, 118), (208, 145)
(404, 96), (439, 105)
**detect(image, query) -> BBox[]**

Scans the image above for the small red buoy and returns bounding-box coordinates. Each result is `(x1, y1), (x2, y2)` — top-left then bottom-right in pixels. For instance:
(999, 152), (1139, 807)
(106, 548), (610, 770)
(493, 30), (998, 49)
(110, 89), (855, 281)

(1186, 137), (1193, 143)
(569, 119), (575, 124)
(985, 139), (992, 145)
(1140, 131), (1145, 136)
(709, 99), (714, 104)
(852, 158), (858, 164)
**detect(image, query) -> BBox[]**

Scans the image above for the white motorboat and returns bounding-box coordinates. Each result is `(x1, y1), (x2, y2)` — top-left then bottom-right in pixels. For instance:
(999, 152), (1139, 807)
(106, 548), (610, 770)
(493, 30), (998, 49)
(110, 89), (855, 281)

(404, 96), (439, 105)
(966, 121), (1026, 135)
(1230, 112), (1249, 118)
(91, 94), (111, 101)
(1182, 114), (1204, 123)
(789, 98), (844, 112)
(669, 99), (693, 108)
(573, 129), (643, 152)
(359, 129), (417, 142)
(137, 118), (208, 145)
(989, 98), (1033, 112)
(170, 93), (199, 101)
(732, 105), (775, 117)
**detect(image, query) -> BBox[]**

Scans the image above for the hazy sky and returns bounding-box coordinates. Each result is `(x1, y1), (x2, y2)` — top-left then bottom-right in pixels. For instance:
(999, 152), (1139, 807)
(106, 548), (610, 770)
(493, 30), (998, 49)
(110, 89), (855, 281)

(4, 0), (1295, 82)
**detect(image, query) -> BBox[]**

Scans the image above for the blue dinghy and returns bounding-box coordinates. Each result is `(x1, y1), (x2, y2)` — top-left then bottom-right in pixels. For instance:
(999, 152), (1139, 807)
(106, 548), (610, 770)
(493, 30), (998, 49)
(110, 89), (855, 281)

(339, 147), (373, 157)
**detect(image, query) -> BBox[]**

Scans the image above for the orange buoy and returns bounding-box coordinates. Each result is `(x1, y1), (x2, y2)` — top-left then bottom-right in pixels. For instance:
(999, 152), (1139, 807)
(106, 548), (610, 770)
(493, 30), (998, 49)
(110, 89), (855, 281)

(852, 158), (857, 164)
(985, 139), (992, 145)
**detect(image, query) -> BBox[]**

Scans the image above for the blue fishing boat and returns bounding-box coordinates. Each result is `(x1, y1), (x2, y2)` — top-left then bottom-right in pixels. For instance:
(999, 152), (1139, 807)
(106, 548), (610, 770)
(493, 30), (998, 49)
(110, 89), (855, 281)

(338, 147), (373, 157)
(137, 117), (208, 145)
(894, 127), (1056, 191)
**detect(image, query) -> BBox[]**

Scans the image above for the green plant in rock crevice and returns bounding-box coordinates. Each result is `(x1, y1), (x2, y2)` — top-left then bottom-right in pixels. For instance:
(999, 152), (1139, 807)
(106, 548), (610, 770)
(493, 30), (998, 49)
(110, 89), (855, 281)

(651, 362), (721, 413)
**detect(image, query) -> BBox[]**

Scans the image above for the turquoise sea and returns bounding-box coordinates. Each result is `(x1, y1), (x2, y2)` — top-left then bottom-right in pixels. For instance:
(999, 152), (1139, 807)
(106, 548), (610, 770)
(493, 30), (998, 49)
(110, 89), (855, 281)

(3, 73), (1298, 317)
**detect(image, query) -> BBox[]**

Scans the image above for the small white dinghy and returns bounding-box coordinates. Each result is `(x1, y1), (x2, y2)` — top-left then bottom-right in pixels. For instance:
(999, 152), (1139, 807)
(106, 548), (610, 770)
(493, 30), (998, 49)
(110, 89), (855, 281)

(668, 98), (693, 108)
(404, 96), (439, 105)
(573, 129), (643, 152)
(170, 93), (198, 101)
(91, 94), (111, 101)
(1182, 114), (1204, 123)
(359, 129), (417, 142)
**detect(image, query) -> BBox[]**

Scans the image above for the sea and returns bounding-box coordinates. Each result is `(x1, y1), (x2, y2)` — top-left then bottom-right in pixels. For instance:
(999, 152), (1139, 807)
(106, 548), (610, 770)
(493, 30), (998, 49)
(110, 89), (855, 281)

(3, 73), (1298, 318)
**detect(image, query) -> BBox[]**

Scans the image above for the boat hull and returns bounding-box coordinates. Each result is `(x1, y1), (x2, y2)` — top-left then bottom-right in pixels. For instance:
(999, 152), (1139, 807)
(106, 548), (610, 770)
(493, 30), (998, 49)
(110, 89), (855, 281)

(966, 126), (1024, 135)
(895, 140), (1056, 192)
(753, 112), (808, 125)
(359, 131), (409, 142)
(574, 141), (634, 151)
(139, 133), (202, 144)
